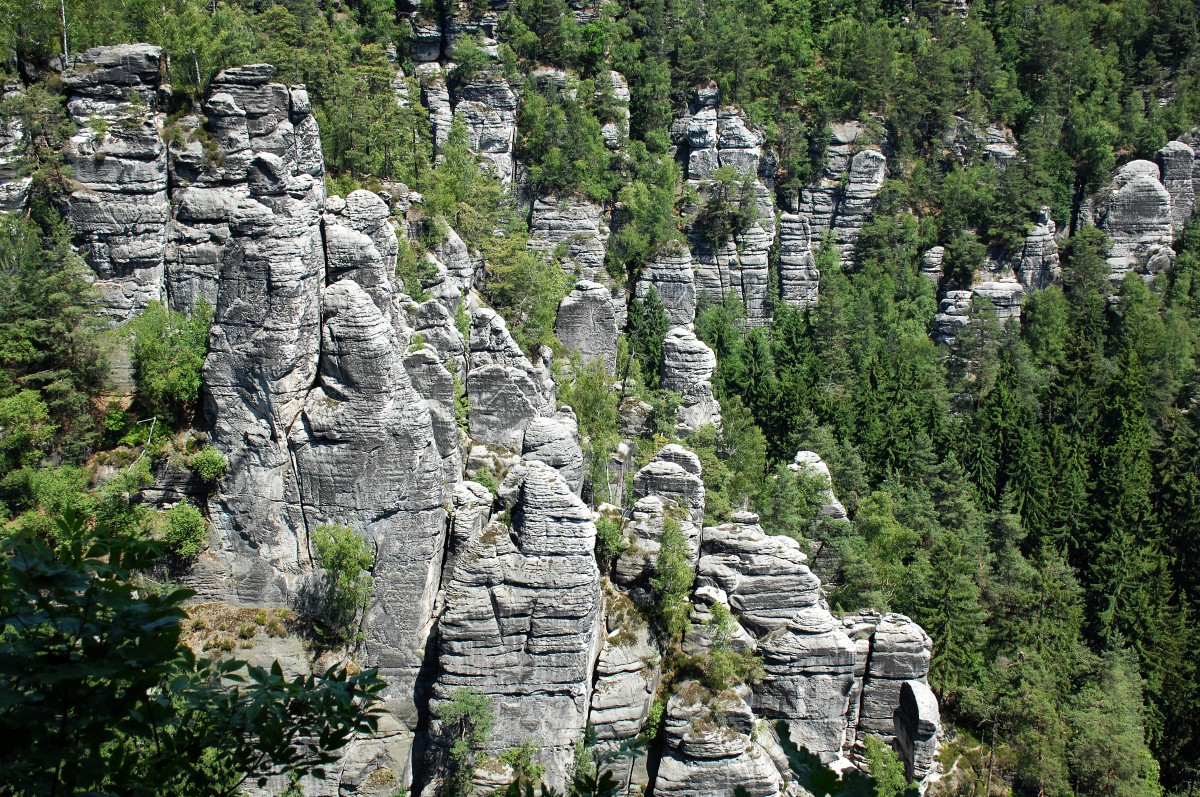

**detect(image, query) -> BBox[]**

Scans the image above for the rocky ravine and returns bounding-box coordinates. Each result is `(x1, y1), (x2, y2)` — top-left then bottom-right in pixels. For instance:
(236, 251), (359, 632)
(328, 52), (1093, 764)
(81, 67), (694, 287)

(12, 42), (957, 797)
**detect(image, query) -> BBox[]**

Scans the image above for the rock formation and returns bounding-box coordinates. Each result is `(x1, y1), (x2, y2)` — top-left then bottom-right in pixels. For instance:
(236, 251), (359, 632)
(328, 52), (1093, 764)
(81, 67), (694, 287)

(1095, 159), (1176, 280)
(62, 44), (169, 321)
(793, 121), (887, 266)
(22, 41), (954, 797)
(554, 280), (618, 371)
(661, 328), (722, 434)
(528, 195), (609, 279)
(427, 461), (601, 791)
(779, 213), (821, 307)
(635, 243), (697, 327)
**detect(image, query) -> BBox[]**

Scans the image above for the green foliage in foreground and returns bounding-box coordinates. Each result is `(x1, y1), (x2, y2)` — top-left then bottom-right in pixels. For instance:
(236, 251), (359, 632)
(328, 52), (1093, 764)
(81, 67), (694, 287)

(0, 512), (384, 796)
(189, 446), (227, 484)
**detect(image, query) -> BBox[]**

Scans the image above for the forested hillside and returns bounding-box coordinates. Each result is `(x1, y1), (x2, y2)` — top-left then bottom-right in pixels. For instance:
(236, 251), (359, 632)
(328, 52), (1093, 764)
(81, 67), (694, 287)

(1, 0), (1199, 795)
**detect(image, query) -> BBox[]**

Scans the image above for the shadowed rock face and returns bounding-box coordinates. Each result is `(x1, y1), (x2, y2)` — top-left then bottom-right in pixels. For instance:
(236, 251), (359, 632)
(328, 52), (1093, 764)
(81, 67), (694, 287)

(427, 461), (601, 791)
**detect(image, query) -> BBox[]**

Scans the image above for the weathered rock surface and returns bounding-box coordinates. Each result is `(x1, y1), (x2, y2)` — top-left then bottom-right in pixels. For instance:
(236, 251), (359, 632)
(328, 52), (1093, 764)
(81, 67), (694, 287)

(428, 461), (601, 791)
(290, 279), (448, 709)
(653, 683), (786, 797)
(894, 680), (940, 783)
(1159, 140), (1196, 234)
(166, 66), (324, 314)
(62, 44), (168, 321)
(970, 277), (1023, 326)
(1015, 207), (1060, 290)
(528, 195), (609, 279)
(933, 289), (973, 345)
(635, 244), (697, 327)
(201, 155), (326, 605)
(661, 328), (722, 434)
(633, 444), (706, 533)
(843, 612), (933, 740)
(417, 64), (453, 152)
(697, 512), (821, 634)
(688, 180), (776, 327)
(793, 122), (887, 266)
(1097, 159), (1176, 280)
(522, 409), (584, 494)
(589, 618), (659, 741)
(779, 213), (820, 307)
(0, 84), (31, 211)
(790, 451), (848, 521)
(454, 73), (518, 182)
(754, 607), (858, 764)
(555, 280), (618, 371)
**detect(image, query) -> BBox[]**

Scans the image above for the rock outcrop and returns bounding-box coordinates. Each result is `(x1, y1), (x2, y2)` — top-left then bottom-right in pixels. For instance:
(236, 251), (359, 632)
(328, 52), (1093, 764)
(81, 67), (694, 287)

(661, 328), (722, 434)
(894, 680), (940, 783)
(454, 73), (518, 182)
(754, 607), (858, 764)
(521, 409), (584, 495)
(528, 195), (609, 279)
(1096, 159), (1176, 281)
(779, 213), (820, 307)
(842, 612), (934, 742)
(653, 683), (786, 797)
(635, 244), (697, 327)
(62, 44), (169, 321)
(793, 121), (887, 266)
(687, 180), (776, 327)
(697, 512), (821, 633)
(554, 280), (618, 371)
(1159, 140), (1196, 234)
(1015, 207), (1060, 290)
(428, 461), (602, 791)
(0, 83), (31, 211)
(790, 451), (848, 521)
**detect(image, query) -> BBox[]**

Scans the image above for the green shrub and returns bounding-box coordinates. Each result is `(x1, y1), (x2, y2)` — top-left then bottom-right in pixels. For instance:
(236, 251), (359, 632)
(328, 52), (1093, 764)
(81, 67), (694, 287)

(311, 523), (375, 644)
(188, 447), (227, 484)
(594, 516), (628, 565)
(127, 299), (213, 426)
(165, 502), (207, 560)
(435, 687), (495, 797)
(651, 516), (694, 649)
